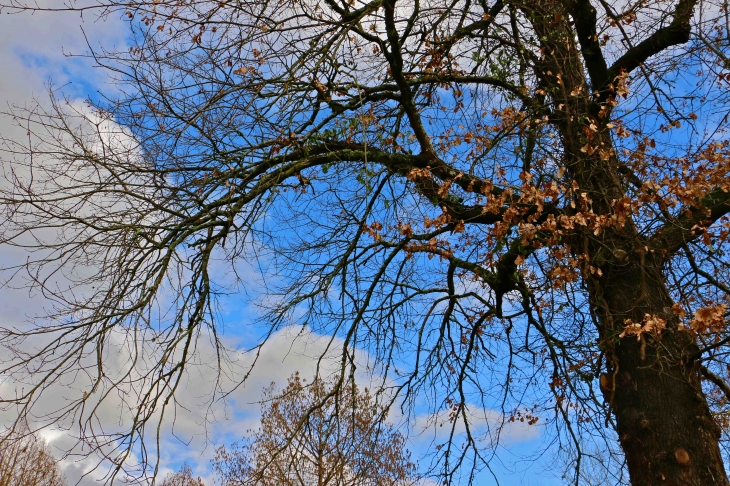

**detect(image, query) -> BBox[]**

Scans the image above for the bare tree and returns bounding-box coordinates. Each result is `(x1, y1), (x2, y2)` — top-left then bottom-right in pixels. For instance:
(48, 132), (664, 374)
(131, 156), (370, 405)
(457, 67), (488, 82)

(159, 464), (205, 486)
(1, 0), (730, 484)
(213, 373), (418, 486)
(0, 424), (66, 486)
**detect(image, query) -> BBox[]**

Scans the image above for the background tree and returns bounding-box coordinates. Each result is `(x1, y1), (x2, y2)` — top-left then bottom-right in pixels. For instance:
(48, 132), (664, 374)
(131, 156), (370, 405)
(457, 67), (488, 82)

(159, 464), (205, 486)
(212, 373), (419, 486)
(0, 424), (66, 486)
(1, 0), (730, 485)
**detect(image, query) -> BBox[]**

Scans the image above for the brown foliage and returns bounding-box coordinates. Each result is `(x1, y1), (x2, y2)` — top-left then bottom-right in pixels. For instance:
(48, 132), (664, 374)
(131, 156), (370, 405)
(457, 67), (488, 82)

(213, 374), (418, 486)
(0, 425), (66, 486)
(159, 464), (205, 486)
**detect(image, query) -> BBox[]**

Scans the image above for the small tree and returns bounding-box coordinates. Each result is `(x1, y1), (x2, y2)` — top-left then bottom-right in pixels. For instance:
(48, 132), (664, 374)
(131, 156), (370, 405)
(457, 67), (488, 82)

(213, 373), (418, 486)
(159, 464), (205, 486)
(0, 425), (66, 486)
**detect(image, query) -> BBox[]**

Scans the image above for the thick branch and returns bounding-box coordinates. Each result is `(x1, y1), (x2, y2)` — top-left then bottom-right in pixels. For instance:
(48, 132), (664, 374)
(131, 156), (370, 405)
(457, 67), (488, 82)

(322, 0), (384, 23)
(306, 142), (521, 225)
(382, 0), (436, 157)
(700, 364), (730, 404)
(570, 0), (610, 89)
(648, 188), (730, 258)
(607, 0), (698, 79)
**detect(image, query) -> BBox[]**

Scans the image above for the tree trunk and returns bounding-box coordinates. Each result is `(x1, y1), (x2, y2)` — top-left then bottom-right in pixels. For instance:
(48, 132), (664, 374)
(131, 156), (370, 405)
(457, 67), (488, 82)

(524, 2), (730, 483)
(597, 255), (728, 485)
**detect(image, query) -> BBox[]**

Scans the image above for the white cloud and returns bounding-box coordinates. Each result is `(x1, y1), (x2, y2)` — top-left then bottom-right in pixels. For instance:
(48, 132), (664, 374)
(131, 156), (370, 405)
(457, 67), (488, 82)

(0, 3), (131, 323)
(135, 326), (362, 484)
(0, 6), (147, 485)
(0, 11), (341, 478)
(0, 319), (359, 485)
(0, 4), (126, 132)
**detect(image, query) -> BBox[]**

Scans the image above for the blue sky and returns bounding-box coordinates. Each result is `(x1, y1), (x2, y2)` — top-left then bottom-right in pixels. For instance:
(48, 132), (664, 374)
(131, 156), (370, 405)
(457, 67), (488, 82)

(0, 6), (598, 486)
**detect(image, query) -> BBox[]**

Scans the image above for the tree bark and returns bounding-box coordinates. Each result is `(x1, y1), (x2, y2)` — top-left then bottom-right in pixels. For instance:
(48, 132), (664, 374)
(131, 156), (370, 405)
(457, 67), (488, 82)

(525, 1), (730, 483)
(598, 258), (729, 485)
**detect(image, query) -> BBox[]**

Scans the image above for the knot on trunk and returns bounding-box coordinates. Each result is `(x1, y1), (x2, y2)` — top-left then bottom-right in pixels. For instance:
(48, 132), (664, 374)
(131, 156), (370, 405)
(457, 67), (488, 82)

(675, 447), (691, 467)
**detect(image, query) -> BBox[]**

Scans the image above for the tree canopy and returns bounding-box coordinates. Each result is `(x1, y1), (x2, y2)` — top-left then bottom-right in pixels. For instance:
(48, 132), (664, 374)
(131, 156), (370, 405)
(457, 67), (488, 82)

(213, 373), (418, 486)
(160, 464), (205, 486)
(0, 424), (66, 486)
(1, 0), (730, 484)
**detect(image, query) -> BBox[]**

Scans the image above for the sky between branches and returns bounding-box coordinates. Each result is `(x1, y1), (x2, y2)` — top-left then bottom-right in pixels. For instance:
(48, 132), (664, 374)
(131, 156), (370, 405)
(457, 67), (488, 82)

(0, 5), (570, 485)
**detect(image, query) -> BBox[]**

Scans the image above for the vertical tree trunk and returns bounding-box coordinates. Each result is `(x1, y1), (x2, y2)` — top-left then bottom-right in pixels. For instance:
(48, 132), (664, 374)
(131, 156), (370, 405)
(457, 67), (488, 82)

(597, 257), (728, 485)
(523, 2), (730, 483)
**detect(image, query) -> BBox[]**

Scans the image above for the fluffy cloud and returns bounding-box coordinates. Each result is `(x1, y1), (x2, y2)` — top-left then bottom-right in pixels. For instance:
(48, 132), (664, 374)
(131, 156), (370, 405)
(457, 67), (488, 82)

(0, 12), (350, 481)
(0, 321), (356, 485)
